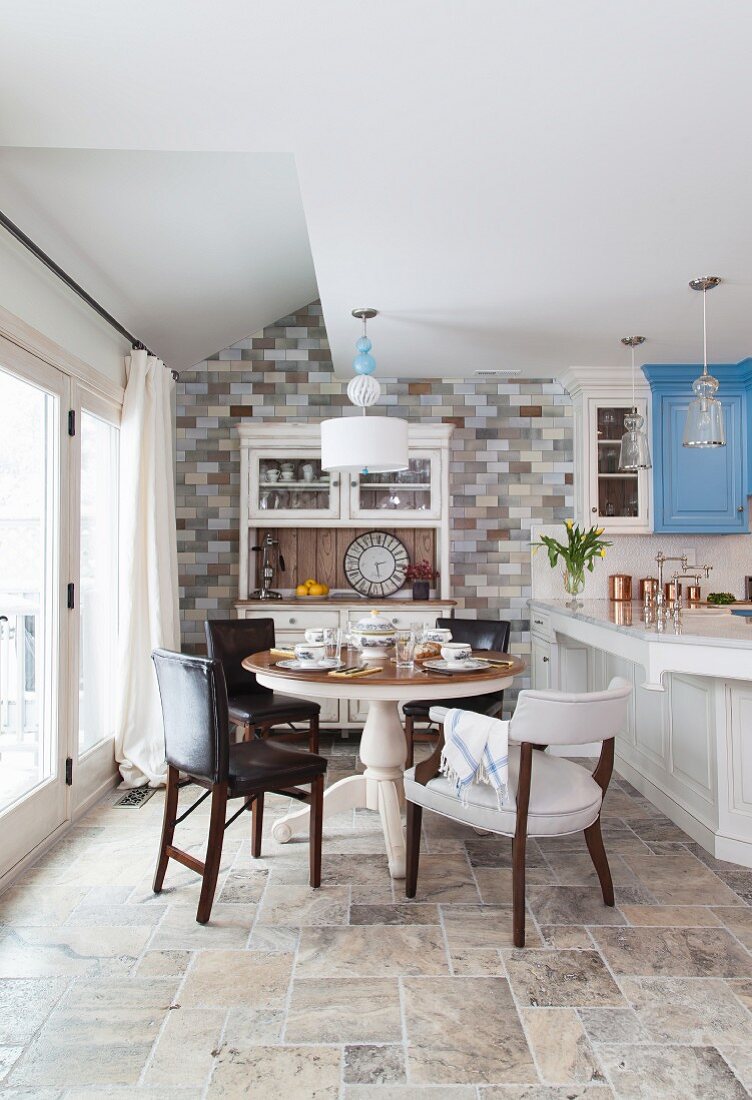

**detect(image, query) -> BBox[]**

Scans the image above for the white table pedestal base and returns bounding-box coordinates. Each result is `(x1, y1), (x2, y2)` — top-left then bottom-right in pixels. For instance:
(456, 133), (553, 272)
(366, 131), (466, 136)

(271, 698), (408, 878)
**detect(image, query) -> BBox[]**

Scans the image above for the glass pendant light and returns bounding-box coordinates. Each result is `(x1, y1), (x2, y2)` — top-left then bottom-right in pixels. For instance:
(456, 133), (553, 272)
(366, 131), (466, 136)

(320, 308), (409, 473)
(618, 336), (651, 470)
(683, 276), (725, 448)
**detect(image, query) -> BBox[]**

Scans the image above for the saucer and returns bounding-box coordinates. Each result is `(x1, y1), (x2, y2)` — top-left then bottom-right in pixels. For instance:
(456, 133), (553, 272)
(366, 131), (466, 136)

(423, 658), (489, 673)
(276, 658), (343, 671)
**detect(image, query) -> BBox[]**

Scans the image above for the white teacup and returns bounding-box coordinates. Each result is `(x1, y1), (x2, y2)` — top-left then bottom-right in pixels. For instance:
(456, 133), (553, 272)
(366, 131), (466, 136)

(266, 468), (280, 482)
(294, 642), (326, 667)
(301, 464), (315, 482)
(281, 469), (294, 481)
(424, 628), (453, 643)
(441, 642), (473, 666)
(304, 628), (326, 644)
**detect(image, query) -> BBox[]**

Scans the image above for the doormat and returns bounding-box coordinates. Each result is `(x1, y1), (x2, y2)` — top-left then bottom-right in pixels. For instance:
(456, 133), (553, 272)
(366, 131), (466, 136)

(114, 787), (157, 808)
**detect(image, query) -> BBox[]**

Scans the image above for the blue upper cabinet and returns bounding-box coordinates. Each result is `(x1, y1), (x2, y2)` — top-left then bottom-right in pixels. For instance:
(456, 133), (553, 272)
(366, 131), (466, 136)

(643, 363), (752, 534)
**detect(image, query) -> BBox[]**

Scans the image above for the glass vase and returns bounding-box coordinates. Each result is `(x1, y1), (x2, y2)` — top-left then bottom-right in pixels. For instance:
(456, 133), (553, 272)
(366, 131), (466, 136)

(562, 565), (586, 607)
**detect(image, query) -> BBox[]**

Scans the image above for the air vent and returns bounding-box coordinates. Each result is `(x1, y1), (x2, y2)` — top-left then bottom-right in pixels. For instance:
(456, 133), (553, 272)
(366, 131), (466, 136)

(473, 368), (522, 377)
(114, 788), (157, 808)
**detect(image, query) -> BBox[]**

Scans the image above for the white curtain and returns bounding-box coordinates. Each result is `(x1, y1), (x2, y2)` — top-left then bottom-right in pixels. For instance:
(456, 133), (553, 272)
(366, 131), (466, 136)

(115, 348), (180, 787)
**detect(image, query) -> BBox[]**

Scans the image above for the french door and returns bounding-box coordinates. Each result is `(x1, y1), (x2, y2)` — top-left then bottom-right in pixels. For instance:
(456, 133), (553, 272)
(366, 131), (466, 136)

(0, 336), (120, 880)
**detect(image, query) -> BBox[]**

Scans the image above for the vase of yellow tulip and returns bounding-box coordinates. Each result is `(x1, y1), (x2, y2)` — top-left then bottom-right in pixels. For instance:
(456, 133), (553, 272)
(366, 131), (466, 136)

(532, 520), (611, 607)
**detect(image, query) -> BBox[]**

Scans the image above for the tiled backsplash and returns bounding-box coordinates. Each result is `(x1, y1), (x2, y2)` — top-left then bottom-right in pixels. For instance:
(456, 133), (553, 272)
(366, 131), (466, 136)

(176, 300), (574, 700)
(531, 524), (752, 600)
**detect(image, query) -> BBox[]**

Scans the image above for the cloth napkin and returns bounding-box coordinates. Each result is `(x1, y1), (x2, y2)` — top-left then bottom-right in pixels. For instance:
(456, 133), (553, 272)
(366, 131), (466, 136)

(439, 708), (509, 808)
(327, 666), (381, 678)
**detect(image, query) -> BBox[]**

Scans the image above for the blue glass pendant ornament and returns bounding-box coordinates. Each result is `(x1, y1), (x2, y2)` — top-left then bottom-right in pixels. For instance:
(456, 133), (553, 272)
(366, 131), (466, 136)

(353, 309), (378, 374)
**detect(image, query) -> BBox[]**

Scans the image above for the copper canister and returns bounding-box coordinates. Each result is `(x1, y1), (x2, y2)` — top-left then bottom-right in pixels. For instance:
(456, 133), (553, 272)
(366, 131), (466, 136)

(609, 574), (632, 601)
(611, 601), (634, 626)
(639, 577), (659, 601)
(665, 581), (682, 603)
(686, 584), (702, 603)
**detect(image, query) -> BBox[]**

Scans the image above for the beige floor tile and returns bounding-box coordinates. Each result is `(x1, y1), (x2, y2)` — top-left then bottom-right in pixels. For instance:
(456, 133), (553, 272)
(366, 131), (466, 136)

(621, 904), (721, 927)
(550, 852), (641, 888)
(591, 926), (752, 977)
(479, 1087), (613, 1099)
(0, 1046), (23, 1081)
(286, 976), (402, 1042)
(207, 1043), (342, 1098)
(442, 904), (541, 949)
(527, 886), (625, 927)
(0, 926), (151, 978)
(350, 903), (439, 924)
(598, 1042), (747, 1099)
(222, 1006), (286, 1046)
(450, 948), (505, 975)
(539, 926), (594, 949)
(0, 978), (68, 1044)
(403, 975), (536, 1085)
(217, 868), (269, 903)
(409, 853), (480, 903)
(505, 950), (624, 1008)
(143, 1006), (225, 1089)
(617, 975), (752, 1045)
(258, 884), (349, 926)
(343, 1043), (405, 1085)
(149, 903), (255, 949)
(136, 948), (193, 977)
(712, 905), (752, 948)
(297, 925), (448, 978)
(578, 1007), (650, 1044)
(521, 1007), (604, 1085)
(0, 885), (89, 928)
(181, 949), (293, 1009)
(621, 852), (744, 906)
(346, 1089), (477, 1100)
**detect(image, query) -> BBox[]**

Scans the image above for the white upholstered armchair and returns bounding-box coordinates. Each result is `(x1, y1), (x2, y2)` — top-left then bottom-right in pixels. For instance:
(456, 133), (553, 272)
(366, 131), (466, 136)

(403, 677), (632, 947)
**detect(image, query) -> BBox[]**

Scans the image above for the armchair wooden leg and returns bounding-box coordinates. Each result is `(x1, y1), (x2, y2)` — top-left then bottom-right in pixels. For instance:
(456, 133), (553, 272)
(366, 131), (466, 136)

(512, 835), (527, 948)
(404, 714), (415, 769)
(584, 817), (614, 907)
(251, 792), (264, 858)
(196, 783), (228, 925)
(153, 765), (179, 893)
(405, 800), (422, 898)
(309, 712), (320, 754)
(309, 774), (324, 888)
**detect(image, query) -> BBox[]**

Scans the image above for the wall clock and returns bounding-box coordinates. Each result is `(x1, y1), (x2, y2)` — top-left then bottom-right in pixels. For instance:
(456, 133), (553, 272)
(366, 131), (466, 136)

(344, 531), (410, 598)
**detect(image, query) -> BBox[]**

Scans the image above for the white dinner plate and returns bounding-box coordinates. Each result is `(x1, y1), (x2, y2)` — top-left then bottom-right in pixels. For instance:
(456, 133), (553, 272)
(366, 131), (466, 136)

(275, 658), (344, 671)
(422, 658), (490, 673)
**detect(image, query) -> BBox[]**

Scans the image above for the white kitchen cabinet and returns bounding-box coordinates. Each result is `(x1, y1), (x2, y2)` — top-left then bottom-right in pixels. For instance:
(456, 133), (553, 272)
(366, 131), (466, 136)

(530, 635), (551, 690)
(248, 447), (342, 522)
(348, 450), (443, 521)
(560, 367), (652, 533)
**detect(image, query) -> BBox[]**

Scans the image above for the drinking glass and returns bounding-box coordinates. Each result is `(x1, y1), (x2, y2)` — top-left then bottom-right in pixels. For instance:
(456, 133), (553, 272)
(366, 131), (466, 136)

(323, 628), (342, 661)
(395, 629), (416, 670)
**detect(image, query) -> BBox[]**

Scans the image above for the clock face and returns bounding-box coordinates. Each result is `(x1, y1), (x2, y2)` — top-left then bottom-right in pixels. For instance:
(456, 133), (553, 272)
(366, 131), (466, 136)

(344, 531), (410, 598)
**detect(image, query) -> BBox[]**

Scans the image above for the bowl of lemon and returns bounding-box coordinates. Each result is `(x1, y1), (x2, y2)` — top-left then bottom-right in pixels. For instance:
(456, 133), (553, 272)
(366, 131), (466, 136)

(295, 577), (330, 599)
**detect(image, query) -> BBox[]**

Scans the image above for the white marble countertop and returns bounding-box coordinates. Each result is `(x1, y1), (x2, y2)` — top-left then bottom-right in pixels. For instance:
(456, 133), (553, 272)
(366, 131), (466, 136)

(529, 598), (752, 650)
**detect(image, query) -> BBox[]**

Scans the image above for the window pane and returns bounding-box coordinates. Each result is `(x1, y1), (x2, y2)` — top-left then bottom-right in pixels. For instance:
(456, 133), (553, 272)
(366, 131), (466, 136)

(0, 368), (57, 810)
(78, 411), (118, 755)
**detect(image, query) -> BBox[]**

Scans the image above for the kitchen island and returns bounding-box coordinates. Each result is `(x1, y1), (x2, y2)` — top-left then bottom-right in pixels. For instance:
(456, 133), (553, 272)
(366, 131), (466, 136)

(530, 598), (752, 867)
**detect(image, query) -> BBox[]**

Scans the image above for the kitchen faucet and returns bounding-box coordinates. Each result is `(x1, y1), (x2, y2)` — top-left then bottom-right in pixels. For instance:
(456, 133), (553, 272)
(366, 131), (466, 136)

(669, 565), (713, 611)
(654, 552), (689, 609)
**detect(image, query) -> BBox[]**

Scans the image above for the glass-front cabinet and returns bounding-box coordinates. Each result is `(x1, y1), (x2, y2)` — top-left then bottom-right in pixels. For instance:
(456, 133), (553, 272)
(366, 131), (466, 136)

(562, 366), (652, 534)
(248, 450), (342, 521)
(349, 451), (441, 521)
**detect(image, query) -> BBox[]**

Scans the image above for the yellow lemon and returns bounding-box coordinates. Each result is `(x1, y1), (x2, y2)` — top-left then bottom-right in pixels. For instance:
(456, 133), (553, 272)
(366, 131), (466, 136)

(320, 583), (330, 595)
(305, 577), (316, 586)
(308, 583), (326, 596)
(295, 583), (308, 596)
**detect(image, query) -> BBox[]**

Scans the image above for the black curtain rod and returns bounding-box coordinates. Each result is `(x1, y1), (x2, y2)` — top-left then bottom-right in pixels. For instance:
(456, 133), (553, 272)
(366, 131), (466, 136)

(0, 208), (179, 380)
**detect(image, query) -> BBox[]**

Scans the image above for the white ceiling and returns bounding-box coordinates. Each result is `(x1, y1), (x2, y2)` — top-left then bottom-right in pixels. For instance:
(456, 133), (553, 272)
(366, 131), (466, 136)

(1, 1), (751, 378)
(0, 149), (316, 369)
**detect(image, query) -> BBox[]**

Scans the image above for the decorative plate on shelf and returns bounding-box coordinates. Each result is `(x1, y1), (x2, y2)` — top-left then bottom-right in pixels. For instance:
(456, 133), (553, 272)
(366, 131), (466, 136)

(343, 531), (409, 597)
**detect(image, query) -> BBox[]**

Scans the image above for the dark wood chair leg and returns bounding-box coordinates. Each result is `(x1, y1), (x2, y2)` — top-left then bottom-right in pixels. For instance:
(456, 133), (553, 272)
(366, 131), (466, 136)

(405, 800), (422, 898)
(251, 792), (264, 858)
(512, 742), (533, 948)
(404, 714), (415, 769)
(512, 835), (527, 947)
(584, 816), (614, 906)
(196, 783), (228, 924)
(309, 712), (320, 754)
(309, 774), (324, 888)
(153, 765), (180, 893)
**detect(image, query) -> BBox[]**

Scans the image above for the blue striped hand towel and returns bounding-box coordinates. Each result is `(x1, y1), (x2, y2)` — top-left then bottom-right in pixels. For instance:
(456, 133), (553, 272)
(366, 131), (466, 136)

(438, 708), (509, 808)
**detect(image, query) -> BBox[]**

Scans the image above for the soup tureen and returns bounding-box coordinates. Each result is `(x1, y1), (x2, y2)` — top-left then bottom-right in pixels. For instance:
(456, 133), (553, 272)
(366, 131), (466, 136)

(350, 609), (397, 659)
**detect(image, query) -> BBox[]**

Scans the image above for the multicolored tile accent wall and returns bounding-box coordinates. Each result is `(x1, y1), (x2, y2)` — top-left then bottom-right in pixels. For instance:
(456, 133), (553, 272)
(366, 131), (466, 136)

(176, 300), (573, 698)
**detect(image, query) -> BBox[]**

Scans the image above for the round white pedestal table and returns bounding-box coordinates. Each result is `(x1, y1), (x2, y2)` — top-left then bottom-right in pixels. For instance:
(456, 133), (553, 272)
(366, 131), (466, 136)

(242, 651), (525, 879)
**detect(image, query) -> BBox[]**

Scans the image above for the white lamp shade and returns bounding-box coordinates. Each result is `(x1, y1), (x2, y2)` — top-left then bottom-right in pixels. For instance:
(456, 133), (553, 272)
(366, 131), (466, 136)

(321, 414), (409, 473)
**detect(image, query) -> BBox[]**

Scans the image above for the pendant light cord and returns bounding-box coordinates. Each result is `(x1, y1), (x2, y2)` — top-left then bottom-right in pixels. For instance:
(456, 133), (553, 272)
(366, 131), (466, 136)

(703, 287), (708, 376)
(631, 344), (636, 413)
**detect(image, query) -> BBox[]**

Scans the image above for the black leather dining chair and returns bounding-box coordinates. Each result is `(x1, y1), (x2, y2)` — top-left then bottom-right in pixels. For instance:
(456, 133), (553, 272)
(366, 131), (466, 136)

(205, 618), (320, 752)
(152, 649), (327, 924)
(403, 616), (512, 768)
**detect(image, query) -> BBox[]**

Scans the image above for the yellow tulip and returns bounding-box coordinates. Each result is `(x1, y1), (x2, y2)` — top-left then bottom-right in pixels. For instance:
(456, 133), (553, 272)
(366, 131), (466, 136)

(599, 548), (606, 557)
(595, 527), (605, 536)
(565, 519), (573, 529)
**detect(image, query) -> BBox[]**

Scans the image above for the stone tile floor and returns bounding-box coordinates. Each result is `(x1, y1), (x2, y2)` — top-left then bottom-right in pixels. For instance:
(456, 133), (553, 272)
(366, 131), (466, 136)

(1, 733), (752, 1098)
